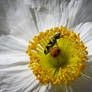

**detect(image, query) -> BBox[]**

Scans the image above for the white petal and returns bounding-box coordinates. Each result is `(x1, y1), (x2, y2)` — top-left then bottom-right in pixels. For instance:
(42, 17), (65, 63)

(25, 0), (84, 31)
(71, 61), (92, 92)
(61, 0), (92, 29)
(0, 35), (39, 92)
(74, 22), (92, 56)
(25, 0), (61, 31)
(46, 84), (66, 92)
(0, 0), (39, 41)
(0, 0), (10, 35)
(60, 0), (82, 28)
(38, 85), (48, 92)
(72, 0), (92, 27)
(0, 35), (27, 54)
(25, 0), (92, 31)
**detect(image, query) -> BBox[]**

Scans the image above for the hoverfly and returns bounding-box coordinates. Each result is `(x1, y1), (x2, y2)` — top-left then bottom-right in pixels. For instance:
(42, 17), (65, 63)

(44, 33), (61, 54)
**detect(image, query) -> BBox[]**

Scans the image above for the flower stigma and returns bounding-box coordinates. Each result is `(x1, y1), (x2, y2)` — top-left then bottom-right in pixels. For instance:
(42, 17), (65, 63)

(26, 26), (88, 86)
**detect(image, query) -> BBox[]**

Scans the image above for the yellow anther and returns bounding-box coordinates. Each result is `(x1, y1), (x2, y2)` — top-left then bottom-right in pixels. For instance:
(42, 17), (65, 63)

(26, 26), (88, 86)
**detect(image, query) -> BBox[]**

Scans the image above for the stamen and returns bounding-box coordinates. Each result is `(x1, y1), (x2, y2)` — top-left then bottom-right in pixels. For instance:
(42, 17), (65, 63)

(26, 26), (88, 86)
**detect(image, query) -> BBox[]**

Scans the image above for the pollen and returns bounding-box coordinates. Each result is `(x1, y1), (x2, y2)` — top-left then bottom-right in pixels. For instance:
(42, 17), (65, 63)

(26, 26), (88, 86)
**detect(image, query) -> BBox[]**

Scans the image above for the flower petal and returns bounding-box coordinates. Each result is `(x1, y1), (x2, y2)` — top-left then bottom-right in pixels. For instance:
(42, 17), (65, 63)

(25, 0), (61, 31)
(25, 0), (84, 31)
(0, 35), (27, 55)
(0, 35), (39, 92)
(70, 0), (92, 28)
(71, 61), (92, 92)
(26, 0), (92, 31)
(74, 22), (92, 56)
(60, 0), (92, 28)
(0, 0), (39, 41)
(0, 0), (10, 35)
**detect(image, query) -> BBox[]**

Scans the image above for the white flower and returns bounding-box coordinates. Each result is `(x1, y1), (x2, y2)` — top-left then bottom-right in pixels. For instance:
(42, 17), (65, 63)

(0, 0), (92, 92)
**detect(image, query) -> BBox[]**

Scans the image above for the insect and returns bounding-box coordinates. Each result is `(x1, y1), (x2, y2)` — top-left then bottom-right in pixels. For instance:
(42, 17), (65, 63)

(44, 33), (61, 54)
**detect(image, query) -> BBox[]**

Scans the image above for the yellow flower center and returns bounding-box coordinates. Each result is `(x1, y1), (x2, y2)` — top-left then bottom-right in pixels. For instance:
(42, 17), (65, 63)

(26, 26), (88, 86)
